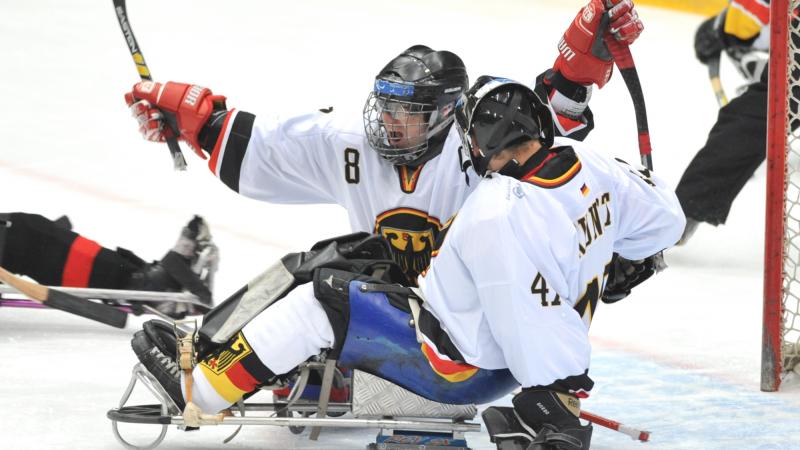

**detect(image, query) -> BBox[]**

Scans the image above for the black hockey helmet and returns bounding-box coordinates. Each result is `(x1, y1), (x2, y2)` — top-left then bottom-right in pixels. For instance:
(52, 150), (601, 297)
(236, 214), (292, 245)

(363, 45), (468, 166)
(455, 76), (554, 177)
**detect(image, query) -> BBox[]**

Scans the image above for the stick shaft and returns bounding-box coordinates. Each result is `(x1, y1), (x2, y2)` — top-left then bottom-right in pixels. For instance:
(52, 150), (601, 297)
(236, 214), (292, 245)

(0, 298), (133, 313)
(113, 0), (187, 170)
(0, 266), (128, 328)
(707, 56), (729, 107)
(605, 38), (652, 170)
(0, 284), (201, 304)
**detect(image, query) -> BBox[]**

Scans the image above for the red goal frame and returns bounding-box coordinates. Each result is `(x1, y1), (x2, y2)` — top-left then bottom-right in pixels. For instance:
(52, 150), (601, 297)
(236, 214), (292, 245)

(763, 0), (795, 392)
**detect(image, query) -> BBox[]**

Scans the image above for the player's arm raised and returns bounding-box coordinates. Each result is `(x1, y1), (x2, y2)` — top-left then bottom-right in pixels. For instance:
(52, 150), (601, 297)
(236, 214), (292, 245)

(125, 81), (343, 203)
(539, 0), (644, 138)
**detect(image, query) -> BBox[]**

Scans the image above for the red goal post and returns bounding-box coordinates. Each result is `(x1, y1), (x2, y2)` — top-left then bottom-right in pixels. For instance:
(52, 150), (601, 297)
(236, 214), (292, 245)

(763, 0), (800, 392)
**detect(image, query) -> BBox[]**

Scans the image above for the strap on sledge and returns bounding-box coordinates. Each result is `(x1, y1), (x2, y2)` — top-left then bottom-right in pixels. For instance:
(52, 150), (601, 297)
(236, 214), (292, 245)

(175, 320), (224, 427)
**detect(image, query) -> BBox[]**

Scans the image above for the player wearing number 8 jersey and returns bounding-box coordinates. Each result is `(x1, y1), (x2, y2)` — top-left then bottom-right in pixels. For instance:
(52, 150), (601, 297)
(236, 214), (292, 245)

(417, 77), (684, 449)
(123, 0), (644, 284)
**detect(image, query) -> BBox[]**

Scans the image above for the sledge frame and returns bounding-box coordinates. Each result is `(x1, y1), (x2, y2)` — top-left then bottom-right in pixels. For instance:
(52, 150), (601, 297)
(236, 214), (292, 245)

(108, 364), (480, 450)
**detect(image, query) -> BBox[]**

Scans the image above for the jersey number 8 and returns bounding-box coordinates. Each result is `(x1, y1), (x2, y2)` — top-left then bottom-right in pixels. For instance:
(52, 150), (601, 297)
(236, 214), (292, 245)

(345, 148), (360, 184)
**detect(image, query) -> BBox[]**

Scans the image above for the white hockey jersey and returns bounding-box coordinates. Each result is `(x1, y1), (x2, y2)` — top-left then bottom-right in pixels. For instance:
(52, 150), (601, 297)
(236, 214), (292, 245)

(417, 137), (685, 388)
(205, 102), (590, 282)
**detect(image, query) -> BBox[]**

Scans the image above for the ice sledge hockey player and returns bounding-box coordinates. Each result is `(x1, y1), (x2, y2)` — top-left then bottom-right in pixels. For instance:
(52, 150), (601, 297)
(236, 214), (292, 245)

(422, 77), (684, 449)
(676, 0), (775, 243)
(123, 0), (644, 287)
(129, 77), (683, 449)
(0, 213), (216, 318)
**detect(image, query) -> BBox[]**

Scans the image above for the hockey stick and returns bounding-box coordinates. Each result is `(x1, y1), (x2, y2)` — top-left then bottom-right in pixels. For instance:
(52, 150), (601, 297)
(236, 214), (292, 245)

(113, 0), (188, 171)
(603, 38), (652, 170)
(603, 27), (669, 270)
(579, 410), (650, 441)
(0, 266), (128, 328)
(707, 55), (729, 107)
(0, 284), (203, 304)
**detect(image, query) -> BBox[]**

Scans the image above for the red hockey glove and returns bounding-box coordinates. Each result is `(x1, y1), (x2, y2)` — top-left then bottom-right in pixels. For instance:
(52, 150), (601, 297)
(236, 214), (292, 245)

(607, 0), (644, 44)
(553, 0), (644, 88)
(124, 81), (227, 158)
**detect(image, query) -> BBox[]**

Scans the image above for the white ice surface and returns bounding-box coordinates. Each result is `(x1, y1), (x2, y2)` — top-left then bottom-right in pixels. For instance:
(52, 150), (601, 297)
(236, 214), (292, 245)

(1, 0), (799, 449)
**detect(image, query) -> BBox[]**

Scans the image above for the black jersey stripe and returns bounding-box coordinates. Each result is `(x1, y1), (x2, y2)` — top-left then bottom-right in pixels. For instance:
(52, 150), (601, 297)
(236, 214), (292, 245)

(219, 111), (256, 192)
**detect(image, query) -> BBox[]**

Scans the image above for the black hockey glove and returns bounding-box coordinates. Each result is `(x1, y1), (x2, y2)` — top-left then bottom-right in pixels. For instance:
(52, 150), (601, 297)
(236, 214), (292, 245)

(694, 14), (726, 64)
(601, 254), (656, 304)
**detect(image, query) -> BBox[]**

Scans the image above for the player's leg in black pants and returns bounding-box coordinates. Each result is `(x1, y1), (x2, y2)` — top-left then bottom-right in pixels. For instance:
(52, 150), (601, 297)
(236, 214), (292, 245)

(0, 212), (143, 288)
(675, 71), (768, 242)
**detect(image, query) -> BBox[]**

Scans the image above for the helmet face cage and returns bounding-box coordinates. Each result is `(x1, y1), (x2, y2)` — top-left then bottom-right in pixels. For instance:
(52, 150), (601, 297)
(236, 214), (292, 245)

(363, 79), (460, 165)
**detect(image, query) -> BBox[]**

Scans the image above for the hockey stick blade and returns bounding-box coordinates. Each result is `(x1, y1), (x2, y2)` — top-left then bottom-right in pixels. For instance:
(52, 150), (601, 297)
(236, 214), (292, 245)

(579, 410), (650, 442)
(112, 0), (187, 171)
(0, 266), (128, 328)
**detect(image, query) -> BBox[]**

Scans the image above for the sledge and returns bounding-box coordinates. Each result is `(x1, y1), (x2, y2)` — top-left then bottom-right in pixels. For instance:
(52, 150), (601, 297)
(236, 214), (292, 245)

(107, 280), (650, 449)
(106, 233), (651, 449)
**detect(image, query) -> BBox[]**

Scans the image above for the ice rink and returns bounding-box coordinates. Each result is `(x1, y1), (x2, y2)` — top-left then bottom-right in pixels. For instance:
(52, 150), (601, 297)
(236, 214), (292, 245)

(2, 0), (799, 449)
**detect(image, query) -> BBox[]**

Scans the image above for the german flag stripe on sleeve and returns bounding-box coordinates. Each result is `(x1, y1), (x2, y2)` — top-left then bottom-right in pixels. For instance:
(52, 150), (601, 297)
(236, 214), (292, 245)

(208, 110), (256, 193)
(208, 109), (237, 176)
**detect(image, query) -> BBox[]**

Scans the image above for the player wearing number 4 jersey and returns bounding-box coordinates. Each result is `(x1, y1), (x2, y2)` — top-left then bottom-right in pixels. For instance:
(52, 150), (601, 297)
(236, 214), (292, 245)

(418, 77), (684, 449)
(124, 0), (643, 285)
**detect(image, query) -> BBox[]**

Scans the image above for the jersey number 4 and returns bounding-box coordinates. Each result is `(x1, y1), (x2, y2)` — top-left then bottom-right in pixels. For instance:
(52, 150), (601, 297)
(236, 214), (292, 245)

(531, 273), (562, 307)
(532, 261), (613, 309)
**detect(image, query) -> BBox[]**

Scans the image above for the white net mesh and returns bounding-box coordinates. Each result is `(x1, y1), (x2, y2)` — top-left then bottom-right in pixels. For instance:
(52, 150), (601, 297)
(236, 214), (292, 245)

(781, 1), (800, 373)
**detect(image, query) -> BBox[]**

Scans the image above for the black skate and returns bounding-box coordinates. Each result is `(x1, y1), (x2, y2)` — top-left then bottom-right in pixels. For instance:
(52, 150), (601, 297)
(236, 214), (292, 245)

(169, 215), (218, 314)
(130, 320), (186, 411)
(483, 406), (535, 450)
(483, 406), (592, 450)
(528, 423), (593, 450)
(125, 215), (218, 319)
